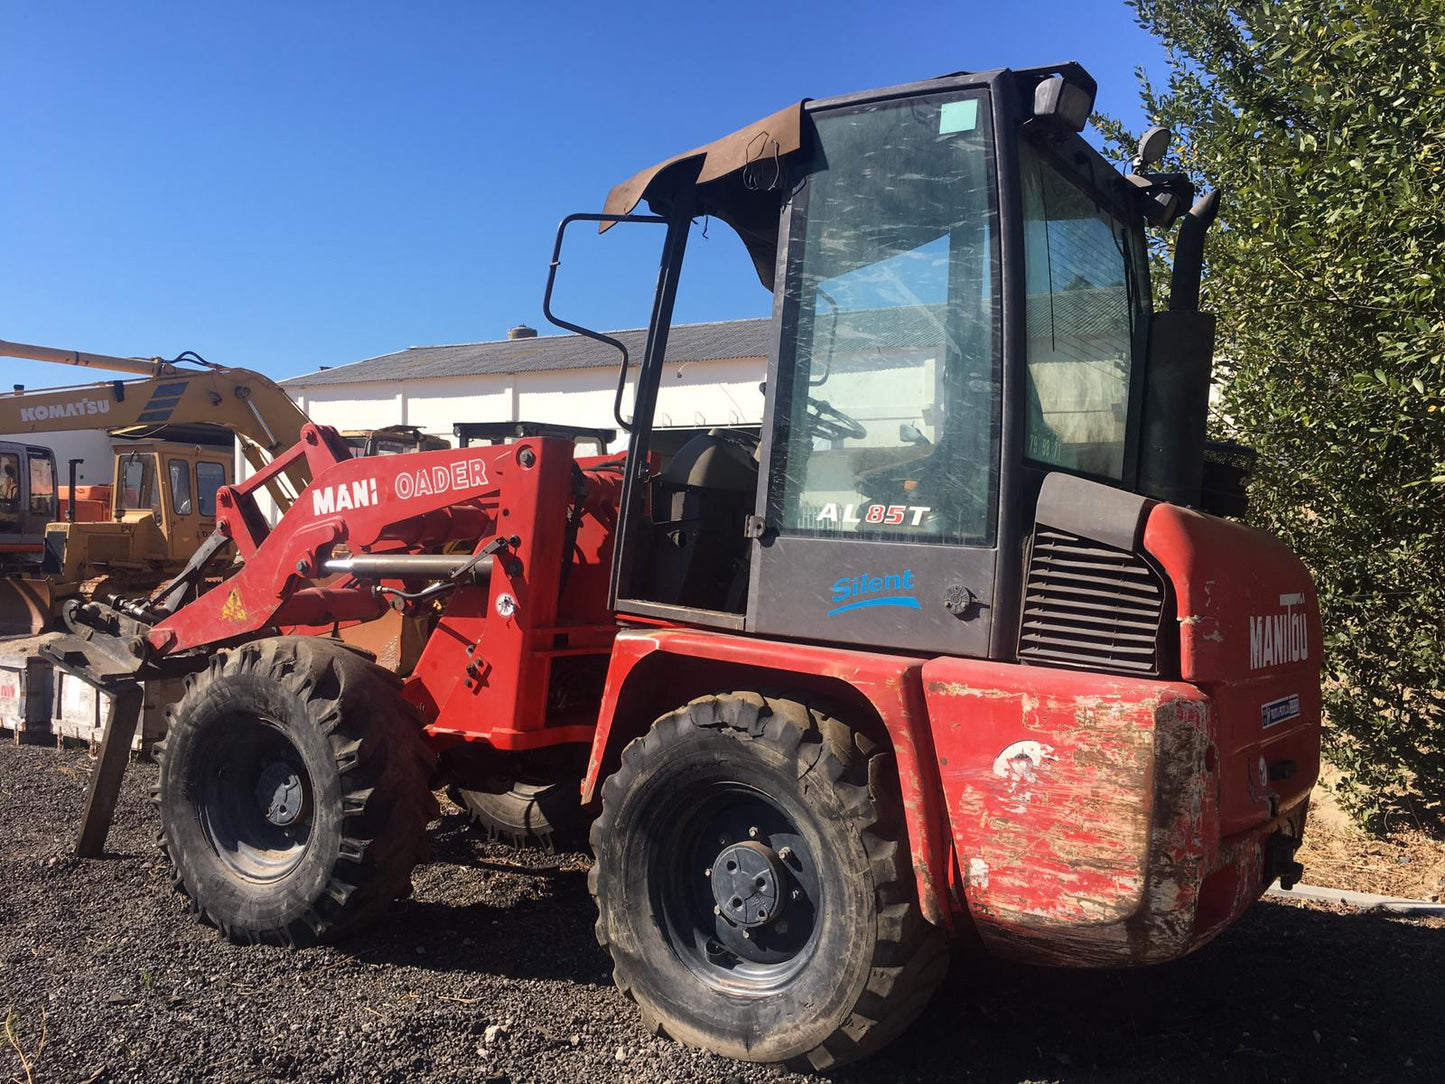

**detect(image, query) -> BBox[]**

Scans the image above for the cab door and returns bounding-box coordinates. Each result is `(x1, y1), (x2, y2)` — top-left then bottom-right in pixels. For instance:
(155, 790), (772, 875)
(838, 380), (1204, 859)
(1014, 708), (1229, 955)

(0, 446), (38, 559)
(747, 90), (1004, 658)
(161, 456), (229, 561)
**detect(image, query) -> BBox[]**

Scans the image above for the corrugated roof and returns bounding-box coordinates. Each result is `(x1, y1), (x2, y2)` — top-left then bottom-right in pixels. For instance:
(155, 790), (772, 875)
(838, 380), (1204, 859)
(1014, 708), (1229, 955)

(286, 289), (1127, 391)
(283, 318), (772, 388)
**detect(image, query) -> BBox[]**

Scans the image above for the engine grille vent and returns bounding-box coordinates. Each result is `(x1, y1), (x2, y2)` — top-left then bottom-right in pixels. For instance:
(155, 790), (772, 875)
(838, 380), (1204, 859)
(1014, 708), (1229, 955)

(1018, 527), (1169, 677)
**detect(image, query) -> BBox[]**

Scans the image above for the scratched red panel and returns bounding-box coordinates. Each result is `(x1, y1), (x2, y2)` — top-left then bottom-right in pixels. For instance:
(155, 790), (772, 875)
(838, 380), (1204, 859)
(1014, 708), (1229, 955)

(922, 657), (1214, 966)
(1142, 504), (1320, 687)
(1144, 504), (1322, 838)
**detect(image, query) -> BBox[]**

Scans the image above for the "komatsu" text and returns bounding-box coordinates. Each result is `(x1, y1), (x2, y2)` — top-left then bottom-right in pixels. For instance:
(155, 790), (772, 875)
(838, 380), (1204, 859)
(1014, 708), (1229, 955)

(19, 399), (110, 422)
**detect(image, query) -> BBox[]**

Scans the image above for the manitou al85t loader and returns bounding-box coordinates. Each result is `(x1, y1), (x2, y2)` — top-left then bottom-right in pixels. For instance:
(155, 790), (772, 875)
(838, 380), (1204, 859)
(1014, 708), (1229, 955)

(46, 63), (1321, 1071)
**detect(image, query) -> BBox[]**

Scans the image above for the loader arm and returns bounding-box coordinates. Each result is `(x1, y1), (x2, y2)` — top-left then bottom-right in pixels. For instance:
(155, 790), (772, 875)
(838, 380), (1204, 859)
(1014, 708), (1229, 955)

(140, 427), (516, 661)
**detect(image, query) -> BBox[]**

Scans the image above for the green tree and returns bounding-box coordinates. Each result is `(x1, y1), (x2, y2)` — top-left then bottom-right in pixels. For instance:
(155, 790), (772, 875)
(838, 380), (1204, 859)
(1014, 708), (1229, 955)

(1101, 0), (1444, 828)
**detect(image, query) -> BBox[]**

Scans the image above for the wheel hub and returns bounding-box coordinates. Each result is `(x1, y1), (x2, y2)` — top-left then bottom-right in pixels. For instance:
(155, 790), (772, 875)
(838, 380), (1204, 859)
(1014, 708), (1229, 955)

(256, 762), (305, 827)
(710, 840), (787, 928)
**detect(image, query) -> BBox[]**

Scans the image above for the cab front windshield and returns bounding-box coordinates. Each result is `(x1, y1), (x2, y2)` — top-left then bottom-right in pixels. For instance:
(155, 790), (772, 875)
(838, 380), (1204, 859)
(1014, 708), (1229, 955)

(771, 91), (1000, 544)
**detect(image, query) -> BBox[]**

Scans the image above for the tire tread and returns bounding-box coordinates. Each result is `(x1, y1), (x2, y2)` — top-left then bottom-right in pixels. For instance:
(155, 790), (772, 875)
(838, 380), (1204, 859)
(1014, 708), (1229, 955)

(153, 635), (436, 947)
(590, 689), (947, 1070)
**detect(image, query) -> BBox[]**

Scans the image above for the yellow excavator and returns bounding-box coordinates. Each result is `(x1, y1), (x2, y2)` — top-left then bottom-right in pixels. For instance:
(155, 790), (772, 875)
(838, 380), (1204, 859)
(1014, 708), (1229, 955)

(0, 339), (445, 633)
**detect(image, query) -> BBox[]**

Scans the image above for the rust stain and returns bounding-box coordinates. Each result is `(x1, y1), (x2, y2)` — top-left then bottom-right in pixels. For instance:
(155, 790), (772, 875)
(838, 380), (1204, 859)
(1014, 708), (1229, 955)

(925, 680), (1019, 700)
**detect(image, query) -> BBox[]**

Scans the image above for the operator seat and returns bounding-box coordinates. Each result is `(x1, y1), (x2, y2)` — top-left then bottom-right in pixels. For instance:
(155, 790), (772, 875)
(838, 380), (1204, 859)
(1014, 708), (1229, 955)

(644, 429), (758, 612)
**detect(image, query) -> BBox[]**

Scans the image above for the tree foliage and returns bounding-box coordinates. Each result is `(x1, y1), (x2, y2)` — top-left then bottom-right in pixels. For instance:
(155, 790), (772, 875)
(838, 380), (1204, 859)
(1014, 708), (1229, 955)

(1100, 0), (1444, 828)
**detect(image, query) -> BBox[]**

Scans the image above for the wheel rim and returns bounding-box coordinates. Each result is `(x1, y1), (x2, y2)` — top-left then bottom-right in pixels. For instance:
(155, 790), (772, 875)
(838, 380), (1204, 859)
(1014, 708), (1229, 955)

(653, 782), (822, 995)
(195, 714), (314, 883)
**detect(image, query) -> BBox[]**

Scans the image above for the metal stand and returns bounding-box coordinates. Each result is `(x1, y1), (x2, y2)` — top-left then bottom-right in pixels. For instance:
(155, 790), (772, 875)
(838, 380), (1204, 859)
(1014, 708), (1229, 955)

(74, 684), (143, 858)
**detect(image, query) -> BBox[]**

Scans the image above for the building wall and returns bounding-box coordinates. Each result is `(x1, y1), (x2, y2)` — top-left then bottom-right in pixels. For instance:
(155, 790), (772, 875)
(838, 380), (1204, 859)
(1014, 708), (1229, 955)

(288, 355), (768, 452)
(0, 428), (118, 485)
(233, 355), (767, 522)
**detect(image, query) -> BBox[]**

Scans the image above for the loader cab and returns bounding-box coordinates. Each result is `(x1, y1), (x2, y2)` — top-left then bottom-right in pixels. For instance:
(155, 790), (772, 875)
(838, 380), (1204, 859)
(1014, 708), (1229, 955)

(570, 64), (1181, 660)
(0, 441), (57, 565)
(111, 441), (231, 562)
(340, 426), (451, 458)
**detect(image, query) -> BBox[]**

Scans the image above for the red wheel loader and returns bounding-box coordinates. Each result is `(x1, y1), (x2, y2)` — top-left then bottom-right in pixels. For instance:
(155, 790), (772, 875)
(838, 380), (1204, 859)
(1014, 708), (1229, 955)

(45, 63), (1321, 1071)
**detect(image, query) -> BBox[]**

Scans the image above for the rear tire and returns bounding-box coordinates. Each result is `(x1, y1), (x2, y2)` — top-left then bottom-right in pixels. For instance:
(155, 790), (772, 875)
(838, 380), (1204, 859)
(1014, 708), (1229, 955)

(589, 692), (947, 1070)
(153, 636), (437, 945)
(449, 745), (590, 851)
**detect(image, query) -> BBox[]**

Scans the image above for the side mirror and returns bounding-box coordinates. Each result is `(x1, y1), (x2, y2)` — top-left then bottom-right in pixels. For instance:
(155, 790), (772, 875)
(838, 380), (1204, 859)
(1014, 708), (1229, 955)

(1125, 173), (1185, 227)
(899, 423), (931, 446)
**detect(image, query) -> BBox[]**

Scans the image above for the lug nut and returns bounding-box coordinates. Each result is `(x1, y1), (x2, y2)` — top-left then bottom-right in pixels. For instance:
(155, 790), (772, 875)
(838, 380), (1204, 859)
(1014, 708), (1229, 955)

(713, 905), (721, 916)
(791, 889), (801, 900)
(748, 826), (760, 839)
(718, 834), (728, 845)
(704, 867), (712, 878)
(778, 846), (793, 861)
(740, 930), (750, 940)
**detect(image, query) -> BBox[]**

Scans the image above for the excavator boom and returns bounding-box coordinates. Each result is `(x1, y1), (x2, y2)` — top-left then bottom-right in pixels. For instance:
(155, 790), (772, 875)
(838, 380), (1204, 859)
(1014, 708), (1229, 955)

(0, 337), (195, 379)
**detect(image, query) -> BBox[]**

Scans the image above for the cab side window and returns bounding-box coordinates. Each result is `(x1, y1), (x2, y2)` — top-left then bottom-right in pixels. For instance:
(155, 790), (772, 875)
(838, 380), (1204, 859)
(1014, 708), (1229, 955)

(1020, 141), (1145, 481)
(169, 460), (193, 516)
(28, 453), (55, 518)
(0, 452), (20, 532)
(195, 462), (226, 518)
(119, 454), (161, 512)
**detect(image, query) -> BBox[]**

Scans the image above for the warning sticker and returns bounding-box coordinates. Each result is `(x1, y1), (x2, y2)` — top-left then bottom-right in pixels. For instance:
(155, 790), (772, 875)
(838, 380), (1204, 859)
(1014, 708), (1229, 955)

(219, 589), (248, 624)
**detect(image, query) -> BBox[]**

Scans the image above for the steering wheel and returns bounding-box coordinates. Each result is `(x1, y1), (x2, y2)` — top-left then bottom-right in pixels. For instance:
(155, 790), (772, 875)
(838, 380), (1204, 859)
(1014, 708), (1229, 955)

(806, 397), (868, 442)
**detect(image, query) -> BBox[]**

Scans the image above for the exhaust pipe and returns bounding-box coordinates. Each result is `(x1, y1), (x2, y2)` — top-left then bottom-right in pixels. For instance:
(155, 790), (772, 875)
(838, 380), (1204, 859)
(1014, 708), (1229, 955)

(66, 458), (82, 523)
(1169, 190), (1220, 314)
(1139, 191), (1221, 508)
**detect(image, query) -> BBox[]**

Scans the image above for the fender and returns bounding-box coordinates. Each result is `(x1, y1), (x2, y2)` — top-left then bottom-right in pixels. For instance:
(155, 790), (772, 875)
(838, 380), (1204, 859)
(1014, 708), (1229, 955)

(582, 626), (955, 928)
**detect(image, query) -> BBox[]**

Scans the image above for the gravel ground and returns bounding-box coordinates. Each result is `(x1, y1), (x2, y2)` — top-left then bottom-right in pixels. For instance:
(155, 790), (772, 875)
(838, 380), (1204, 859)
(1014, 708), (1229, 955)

(2, 741), (1441, 1084)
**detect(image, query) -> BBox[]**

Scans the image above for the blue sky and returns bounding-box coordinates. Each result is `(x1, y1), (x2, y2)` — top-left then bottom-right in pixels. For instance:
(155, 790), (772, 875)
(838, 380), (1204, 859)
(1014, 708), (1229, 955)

(1, 2), (1167, 390)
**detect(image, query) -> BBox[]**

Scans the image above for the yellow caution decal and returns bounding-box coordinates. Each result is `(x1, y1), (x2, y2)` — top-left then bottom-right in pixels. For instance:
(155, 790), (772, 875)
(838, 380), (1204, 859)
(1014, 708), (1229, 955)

(219, 589), (248, 623)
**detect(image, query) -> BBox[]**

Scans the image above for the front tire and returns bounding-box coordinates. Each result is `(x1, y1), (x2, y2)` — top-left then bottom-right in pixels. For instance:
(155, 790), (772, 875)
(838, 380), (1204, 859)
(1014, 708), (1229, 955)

(590, 692), (947, 1070)
(154, 636), (437, 945)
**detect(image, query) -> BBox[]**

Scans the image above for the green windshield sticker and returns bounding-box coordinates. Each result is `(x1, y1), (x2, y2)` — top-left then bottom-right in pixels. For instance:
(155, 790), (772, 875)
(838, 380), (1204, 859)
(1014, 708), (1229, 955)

(939, 99), (978, 135)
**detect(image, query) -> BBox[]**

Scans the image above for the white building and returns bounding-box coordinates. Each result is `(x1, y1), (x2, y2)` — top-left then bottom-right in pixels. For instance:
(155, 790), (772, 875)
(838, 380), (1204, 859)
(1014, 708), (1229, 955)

(280, 319), (771, 451)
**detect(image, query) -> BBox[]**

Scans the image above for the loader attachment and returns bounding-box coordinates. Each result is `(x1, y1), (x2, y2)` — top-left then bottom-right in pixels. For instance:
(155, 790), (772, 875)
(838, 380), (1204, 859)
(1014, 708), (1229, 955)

(39, 636), (150, 858)
(0, 575), (54, 636)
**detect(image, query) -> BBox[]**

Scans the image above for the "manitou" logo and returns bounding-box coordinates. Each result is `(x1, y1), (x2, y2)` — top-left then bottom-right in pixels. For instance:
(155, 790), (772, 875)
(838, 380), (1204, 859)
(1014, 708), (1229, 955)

(311, 478), (379, 515)
(309, 459), (491, 517)
(1249, 592), (1309, 670)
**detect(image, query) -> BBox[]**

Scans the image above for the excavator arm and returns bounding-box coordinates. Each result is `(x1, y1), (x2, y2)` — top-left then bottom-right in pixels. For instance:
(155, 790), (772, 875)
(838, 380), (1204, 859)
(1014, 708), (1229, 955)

(0, 338), (310, 477)
(0, 337), (317, 523)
